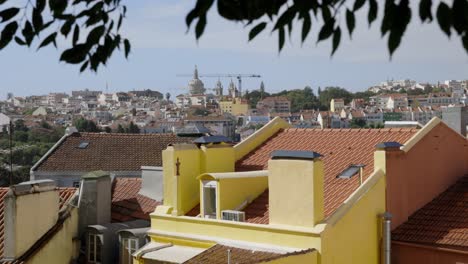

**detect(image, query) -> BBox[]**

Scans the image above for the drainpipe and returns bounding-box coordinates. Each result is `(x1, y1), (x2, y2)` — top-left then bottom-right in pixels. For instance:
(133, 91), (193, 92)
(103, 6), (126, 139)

(227, 249), (231, 264)
(380, 212), (392, 264)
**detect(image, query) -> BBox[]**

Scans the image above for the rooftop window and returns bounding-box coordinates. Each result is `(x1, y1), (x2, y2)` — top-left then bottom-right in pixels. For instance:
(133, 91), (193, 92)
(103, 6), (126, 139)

(337, 164), (365, 179)
(78, 141), (90, 149)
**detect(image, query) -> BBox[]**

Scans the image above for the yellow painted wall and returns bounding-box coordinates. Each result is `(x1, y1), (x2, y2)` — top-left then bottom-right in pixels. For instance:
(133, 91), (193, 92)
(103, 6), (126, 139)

(162, 144), (201, 216)
(149, 214), (323, 250)
(13, 191), (59, 257)
(217, 177), (268, 218)
(27, 208), (79, 264)
(263, 250), (318, 264)
(321, 172), (386, 264)
(162, 143), (235, 216)
(234, 117), (290, 161)
(219, 98), (249, 116)
(268, 159), (324, 227)
(200, 144), (235, 173)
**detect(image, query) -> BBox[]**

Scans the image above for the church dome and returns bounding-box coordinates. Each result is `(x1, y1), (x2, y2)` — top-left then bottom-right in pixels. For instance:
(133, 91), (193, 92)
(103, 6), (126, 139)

(188, 66), (205, 95)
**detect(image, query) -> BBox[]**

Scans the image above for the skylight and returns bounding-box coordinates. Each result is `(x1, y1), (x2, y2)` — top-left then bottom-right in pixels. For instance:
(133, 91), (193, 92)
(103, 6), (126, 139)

(337, 164), (365, 179)
(78, 141), (89, 149)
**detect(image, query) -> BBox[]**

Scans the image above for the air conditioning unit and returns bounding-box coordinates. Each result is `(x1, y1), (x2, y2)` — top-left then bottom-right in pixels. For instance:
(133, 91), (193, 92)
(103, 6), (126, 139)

(221, 210), (245, 222)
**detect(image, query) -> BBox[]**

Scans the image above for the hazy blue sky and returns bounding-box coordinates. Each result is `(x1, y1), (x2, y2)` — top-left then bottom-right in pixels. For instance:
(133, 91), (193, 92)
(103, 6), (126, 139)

(0, 0), (467, 99)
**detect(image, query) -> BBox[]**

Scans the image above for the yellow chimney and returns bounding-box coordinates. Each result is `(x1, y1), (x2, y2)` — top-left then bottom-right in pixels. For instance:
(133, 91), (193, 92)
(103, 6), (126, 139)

(268, 150), (324, 227)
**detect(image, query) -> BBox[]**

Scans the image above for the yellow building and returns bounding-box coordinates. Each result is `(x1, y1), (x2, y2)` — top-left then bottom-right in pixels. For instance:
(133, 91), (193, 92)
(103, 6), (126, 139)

(134, 117), (467, 263)
(219, 97), (249, 116)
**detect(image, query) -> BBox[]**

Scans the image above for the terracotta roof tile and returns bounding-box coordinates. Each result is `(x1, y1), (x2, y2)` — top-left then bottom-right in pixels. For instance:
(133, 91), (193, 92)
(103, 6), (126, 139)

(0, 187), (77, 258)
(111, 178), (161, 222)
(236, 128), (418, 218)
(184, 244), (313, 264)
(35, 132), (194, 172)
(392, 175), (468, 249)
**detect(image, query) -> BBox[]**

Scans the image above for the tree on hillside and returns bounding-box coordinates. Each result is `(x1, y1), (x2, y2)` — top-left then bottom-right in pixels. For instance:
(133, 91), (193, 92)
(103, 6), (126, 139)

(73, 118), (100, 132)
(318, 87), (353, 107)
(244, 90), (271, 108)
(273, 86), (319, 112)
(166, 92), (171, 101)
(0, 0), (467, 72)
(127, 122), (140, 134)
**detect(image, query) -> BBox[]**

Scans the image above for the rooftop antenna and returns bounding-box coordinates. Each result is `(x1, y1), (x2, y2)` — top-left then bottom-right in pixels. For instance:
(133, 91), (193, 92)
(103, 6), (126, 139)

(106, 82), (108, 92)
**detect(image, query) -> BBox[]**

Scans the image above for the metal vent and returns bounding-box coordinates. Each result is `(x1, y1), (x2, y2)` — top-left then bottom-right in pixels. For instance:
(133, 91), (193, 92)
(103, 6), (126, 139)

(221, 210), (245, 222)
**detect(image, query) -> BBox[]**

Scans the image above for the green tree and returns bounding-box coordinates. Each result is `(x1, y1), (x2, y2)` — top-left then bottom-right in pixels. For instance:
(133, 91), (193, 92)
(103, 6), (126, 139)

(14, 119), (28, 132)
(127, 122), (140, 134)
(117, 124), (125, 133)
(350, 118), (367, 128)
(73, 118), (100, 132)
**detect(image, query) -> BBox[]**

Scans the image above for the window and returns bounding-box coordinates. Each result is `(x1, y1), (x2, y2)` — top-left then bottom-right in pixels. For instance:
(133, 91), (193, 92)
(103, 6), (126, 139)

(88, 233), (103, 263)
(202, 181), (217, 219)
(337, 164), (365, 179)
(120, 237), (138, 264)
(78, 141), (89, 149)
(73, 181), (80, 188)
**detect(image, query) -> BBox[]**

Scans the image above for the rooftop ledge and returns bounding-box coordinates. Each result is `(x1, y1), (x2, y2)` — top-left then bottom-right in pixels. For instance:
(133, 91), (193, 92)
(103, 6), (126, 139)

(150, 211), (326, 235)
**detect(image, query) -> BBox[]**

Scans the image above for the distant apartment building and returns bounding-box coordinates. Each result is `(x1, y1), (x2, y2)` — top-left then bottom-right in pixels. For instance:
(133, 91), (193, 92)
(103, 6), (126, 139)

(129, 89), (163, 99)
(72, 89), (101, 100)
(442, 105), (468, 136)
(219, 97), (249, 116)
(350, 98), (365, 109)
(330, 98), (345, 112)
(370, 94), (408, 109)
(98, 93), (114, 105)
(47, 93), (68, 106)
(184, 115), (236, 139)
(256, 96), (291, 113)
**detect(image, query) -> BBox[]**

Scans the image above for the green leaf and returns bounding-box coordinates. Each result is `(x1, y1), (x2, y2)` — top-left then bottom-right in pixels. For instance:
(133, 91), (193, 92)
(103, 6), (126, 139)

(388, 30), (401, 57)
(124, 39), (130, 58)
(61, 19), (74, 37)
(80, 60), (89, 72)
(195, 15), (207, 40)
(0, 7), (19, 22)
(22, 21), (34, 46)
(436, 2), (452, 37)
(317, 19), (335, 42)
(278, 27), (285, 52)
(249, 22), (267, 41)
(32, 8), (43, 32)
(49, 0), (68, 15)
(86, 25), (105, 45)
(368, 0), (378, 26)
(381, 2), (395, 36)
(452, 0), (467, 34)
(0, 21), (18, 50)
(37, 32), (57, 50)
(353, 0), (366, 11)
(419, 0), (433, 22)
(332, 27), (341, 55)
(73, 24), (80, 45)
(301, 12), (311, 43)
(462, 34), (468, 53)
(117, 14), (123, 30)
(36, 0), (46, 12)
(60, 44), (89, 64)
(14, 36), (26, 45)
(273, 7), (296, 31)
(346, 9), (355, 38)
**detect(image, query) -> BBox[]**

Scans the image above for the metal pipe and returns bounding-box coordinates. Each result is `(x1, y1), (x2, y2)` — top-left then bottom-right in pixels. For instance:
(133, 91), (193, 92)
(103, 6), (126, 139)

(227, 249), (231, 264)
(380, 212), (392, 264)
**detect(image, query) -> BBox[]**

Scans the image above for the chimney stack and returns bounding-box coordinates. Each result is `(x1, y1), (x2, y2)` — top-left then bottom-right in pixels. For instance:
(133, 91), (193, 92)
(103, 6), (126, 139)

(268, 150), (324, 227)
(78, 170), (111, 235)
(4, 180), (59, 260)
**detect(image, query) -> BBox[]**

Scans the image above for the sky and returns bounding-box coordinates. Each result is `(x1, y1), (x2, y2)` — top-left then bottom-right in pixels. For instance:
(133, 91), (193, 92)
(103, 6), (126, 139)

(0, 0), (467, 99)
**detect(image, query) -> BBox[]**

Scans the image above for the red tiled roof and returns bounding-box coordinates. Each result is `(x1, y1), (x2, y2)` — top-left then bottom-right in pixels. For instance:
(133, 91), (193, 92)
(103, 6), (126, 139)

(0, 187), (77, 258)
(35, 132), (194, 172)
(184, 244), (313, 264)
(392, 175), (468, 249)
(244, 189), (269, 224)
(111, 178), (161, 222)
(236, 128), (418, 217)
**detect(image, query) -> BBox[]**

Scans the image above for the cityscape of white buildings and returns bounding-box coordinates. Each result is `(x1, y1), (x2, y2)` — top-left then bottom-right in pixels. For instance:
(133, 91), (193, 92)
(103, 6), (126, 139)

(1, 70), (467, 140)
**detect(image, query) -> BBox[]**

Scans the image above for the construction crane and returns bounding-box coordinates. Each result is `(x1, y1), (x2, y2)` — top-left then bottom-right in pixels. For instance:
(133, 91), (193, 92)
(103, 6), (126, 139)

(177, 73), (261, 96)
